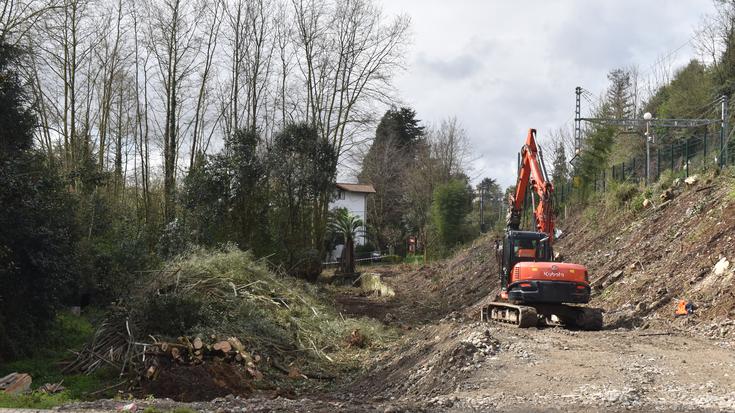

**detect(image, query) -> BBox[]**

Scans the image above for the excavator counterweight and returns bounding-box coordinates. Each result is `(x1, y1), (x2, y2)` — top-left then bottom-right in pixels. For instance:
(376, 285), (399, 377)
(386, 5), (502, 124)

(482, 129), (602, 330)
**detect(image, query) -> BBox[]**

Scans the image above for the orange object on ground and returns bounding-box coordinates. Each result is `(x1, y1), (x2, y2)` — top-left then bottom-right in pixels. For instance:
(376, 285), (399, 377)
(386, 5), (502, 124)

(676, 300), (693, 316)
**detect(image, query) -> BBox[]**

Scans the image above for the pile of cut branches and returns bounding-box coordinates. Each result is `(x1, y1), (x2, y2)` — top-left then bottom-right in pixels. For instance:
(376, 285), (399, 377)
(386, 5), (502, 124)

(64, 246), (396, 397)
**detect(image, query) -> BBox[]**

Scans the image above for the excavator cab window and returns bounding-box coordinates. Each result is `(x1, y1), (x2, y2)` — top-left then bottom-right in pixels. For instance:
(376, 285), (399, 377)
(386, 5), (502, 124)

(513, 238), (538, 261)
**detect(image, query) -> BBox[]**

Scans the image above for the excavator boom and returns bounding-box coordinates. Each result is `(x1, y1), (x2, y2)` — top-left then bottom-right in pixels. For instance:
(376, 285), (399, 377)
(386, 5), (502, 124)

(507, 129), (555, 240)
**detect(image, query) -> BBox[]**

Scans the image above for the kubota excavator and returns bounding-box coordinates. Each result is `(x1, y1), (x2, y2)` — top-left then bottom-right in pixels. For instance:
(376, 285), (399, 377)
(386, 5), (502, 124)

(481, 129), (603, 330)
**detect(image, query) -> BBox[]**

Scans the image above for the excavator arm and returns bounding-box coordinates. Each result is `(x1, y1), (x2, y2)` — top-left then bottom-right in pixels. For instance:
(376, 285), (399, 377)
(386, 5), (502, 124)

(506, 129), (555, 240)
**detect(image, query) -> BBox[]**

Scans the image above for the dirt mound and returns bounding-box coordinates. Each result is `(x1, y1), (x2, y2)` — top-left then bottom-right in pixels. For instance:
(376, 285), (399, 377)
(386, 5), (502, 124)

(555, 173), (735, 336)
(141, 362), (253, 401)
(349, 316), (502, 400)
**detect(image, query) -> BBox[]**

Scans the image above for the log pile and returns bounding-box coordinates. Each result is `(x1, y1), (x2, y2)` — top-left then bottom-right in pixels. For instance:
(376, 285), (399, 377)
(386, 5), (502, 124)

(144, 336), (264, 381)
(64, 311), (265, 384)
(0, 373), (32, 394)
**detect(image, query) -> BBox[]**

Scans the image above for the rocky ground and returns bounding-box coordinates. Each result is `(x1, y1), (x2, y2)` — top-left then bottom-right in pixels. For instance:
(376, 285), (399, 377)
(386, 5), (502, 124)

(54, 319), (735, 412)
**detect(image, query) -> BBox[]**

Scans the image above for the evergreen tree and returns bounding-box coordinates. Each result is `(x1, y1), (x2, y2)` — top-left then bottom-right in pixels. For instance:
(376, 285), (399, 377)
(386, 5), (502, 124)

(358, 107), (425, 252)
(373, 107), (425, 150)
(0, 44), (79, 360)
(604, 69), (635, 119)
(551, 141), (569, 188)
(431, 179), (472, 249)
(477, 177), (503, 229)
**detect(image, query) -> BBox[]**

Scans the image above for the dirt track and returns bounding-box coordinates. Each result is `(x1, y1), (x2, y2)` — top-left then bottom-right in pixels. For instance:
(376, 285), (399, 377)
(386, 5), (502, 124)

(349, 319), (735, 412)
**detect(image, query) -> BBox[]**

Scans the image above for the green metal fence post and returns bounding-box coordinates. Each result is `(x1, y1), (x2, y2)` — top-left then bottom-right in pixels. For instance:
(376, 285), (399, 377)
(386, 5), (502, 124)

(657, 148), (661, 179)
(703, 129), (708, 169)
(671, 143), (674, 172)
(632, 157), (636, 181)
(602, 169), (606, 192)
(621, 161), (625, 181)
(685, 137), (690, 178)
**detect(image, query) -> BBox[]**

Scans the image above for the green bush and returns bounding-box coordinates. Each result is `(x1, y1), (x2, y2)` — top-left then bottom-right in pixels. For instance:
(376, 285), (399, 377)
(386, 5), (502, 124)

(655, 169), (677, 192)
(604, 181), (639, 210)
(0, 311), (117, 402)
(0, 391), (72, 409)
(0, 44), (80, 361)
(630, 187), (653, 212)
(404, 254), (424, 265)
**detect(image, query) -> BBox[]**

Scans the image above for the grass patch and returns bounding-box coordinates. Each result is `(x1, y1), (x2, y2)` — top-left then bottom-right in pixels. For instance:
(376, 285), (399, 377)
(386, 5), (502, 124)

(359, 273), (395, 297)
(0, 391), (72, 409)
(726, 177), (735, 201)
(404, 254), (424, 265)
(630, 187), (653, 213)
(0, 311), (120, 408)
(604, 181), (640, 211)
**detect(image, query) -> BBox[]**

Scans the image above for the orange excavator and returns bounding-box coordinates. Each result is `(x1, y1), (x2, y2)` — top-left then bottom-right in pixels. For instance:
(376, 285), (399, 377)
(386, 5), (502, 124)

(481, 129), (603, 330)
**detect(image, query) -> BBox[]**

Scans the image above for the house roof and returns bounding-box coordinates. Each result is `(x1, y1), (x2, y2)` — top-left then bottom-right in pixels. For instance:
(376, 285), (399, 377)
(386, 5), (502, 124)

(336, 182), (376, 193)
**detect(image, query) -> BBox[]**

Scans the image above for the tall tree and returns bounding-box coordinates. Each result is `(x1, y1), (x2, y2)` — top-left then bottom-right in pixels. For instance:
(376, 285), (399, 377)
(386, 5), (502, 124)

(477, 177), (503, 229)
(358, 107), (424, 250)
(144, 0), (204, 223)
(270, 122), (337, 281)
(604, 68), (635, 119)
(431, 179), (472, 250)
(429, 116), (471, 181)
(551, 141), (569, 189)
(0, 44), (78, 360)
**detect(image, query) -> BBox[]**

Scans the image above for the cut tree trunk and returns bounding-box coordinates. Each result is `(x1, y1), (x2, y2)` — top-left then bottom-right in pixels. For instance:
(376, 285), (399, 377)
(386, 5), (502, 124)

(0, 373), (32, 394)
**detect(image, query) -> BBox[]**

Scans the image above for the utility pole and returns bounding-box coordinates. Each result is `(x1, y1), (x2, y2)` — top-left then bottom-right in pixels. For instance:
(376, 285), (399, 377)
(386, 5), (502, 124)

(574, 87), (582, 157)
(644, 112), (652, 185)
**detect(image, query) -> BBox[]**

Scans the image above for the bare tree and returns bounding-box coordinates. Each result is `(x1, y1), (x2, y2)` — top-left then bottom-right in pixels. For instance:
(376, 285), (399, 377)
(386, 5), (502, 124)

(96, 0), (126, 172)
(428, 117), (471, 181)
(0, 0), (59, 46)
(292, 0), (410, 156)
(190, 0), (223, 169)
(144, 0), (204, 222)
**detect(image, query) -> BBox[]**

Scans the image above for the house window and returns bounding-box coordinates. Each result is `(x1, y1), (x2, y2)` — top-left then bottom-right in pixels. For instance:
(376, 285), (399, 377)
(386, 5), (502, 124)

(337, 190), (345, 200)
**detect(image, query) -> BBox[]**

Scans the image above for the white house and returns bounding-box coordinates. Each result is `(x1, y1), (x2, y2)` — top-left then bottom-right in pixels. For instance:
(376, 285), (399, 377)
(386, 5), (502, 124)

(329, 182), (376, 260)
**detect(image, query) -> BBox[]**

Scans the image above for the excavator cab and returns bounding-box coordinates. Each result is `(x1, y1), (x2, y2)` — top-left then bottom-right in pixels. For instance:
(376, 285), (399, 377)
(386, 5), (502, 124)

(499, 229), (589, 304)
(500, 230), (551, 289)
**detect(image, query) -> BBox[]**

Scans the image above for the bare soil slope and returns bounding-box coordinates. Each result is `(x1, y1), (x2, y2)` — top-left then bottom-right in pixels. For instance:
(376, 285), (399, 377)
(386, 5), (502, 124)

(555, 173), (735, 337)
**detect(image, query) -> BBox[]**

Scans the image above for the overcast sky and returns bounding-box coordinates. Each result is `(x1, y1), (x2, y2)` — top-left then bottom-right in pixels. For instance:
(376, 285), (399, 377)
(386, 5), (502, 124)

(378, 0), (716, 188)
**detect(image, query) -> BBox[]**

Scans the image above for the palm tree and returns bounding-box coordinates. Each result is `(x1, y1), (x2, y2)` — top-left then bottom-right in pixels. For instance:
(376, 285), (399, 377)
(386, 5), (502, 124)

(330, 209), (364, 275)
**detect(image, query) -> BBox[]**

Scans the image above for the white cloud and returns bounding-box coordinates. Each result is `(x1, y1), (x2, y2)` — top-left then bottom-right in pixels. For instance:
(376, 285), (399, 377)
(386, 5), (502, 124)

(379, 0), (714, 187)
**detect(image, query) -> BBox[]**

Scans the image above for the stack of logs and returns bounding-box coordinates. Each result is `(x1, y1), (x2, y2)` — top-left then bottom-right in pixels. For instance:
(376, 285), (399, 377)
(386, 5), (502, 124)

(145, 336), (263, 380)
(0, 373), (31, 394)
